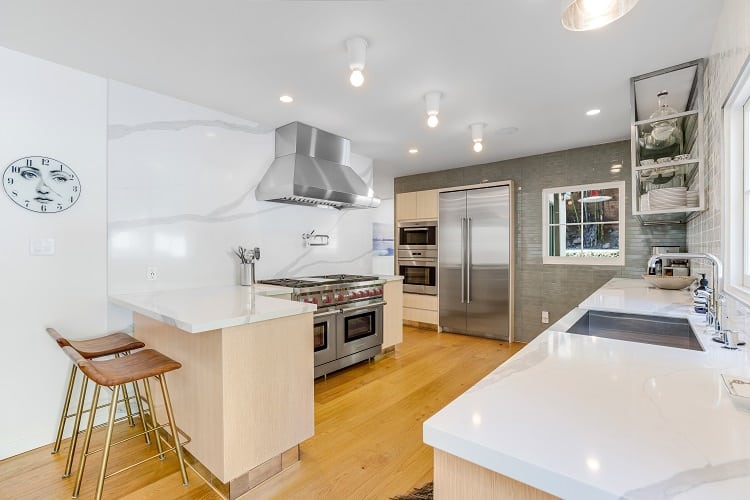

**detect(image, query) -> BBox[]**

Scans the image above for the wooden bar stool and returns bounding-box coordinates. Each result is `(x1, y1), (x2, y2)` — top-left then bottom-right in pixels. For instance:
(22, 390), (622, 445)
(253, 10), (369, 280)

(46, 328), (150, 478)
(63, 346), (189, 500)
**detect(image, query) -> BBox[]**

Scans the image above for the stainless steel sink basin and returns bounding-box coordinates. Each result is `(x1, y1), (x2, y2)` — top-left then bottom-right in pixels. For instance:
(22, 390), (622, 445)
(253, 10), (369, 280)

(566, 311), (704, 351)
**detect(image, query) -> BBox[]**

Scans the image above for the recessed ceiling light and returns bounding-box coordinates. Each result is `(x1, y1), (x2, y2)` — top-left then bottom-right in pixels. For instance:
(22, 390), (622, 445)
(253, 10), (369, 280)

(279, 95), (294, 103)
(408, 148), (419, 154)
(586, 109), (601, 116)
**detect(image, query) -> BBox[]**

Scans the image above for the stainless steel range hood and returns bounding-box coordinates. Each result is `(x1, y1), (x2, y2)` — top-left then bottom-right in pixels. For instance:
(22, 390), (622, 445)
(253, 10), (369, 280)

(256, 122), (380, 209)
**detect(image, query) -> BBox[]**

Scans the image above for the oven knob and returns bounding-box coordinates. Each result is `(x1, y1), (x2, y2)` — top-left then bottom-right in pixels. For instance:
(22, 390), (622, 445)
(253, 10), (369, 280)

(375, 289), (383, 295)
(304, 298), (313, 303)
(312, 297), (319, 305)
(365, 289), (372, 296)
(337, 294), (345, 301)
(321, 295), (329, 303)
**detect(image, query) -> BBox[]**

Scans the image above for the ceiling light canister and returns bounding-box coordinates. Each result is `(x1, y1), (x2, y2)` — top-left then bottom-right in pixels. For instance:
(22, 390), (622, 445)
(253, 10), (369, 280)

(408, 148), (419, 154)
(279, 95), (294, 103)
(586, 109), (601, 116)
(470, 123), (486, 153)
(346, 37), (368, 88)
(425, 91), (442, 128)
(561, 0), (640, 31)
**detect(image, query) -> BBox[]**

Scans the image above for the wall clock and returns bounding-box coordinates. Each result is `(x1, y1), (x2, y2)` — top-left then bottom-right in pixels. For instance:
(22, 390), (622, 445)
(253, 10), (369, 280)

(2, 156), (81, 213)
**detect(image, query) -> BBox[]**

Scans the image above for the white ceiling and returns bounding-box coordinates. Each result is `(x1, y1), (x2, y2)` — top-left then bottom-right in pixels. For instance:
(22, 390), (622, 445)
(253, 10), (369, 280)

(0, 0), (723, 193)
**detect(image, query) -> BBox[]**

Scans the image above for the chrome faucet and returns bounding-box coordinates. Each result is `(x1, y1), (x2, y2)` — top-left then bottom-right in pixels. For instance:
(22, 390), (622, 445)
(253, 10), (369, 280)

(646, 253), (724, 334)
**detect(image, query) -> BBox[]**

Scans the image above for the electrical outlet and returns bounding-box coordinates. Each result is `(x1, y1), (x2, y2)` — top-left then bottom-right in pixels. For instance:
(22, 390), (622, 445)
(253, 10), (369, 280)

(542, 311), (549, 324)
(146, 266), (158, 281)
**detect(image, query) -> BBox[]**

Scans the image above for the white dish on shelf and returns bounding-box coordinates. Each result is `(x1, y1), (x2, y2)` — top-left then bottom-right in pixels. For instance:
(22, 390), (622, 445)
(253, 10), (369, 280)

(674, 154), (691, 161)
(721, 374), (750, 411)
(640, 159), (655, 166)
(657, 157), (673, 163)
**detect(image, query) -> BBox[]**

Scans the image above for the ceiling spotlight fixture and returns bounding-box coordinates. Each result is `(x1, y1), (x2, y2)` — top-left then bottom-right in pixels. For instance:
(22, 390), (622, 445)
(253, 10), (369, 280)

(346, 37), (368, 88)
(561, 0), (640, 31)
(470, 123), (486, 153)
(408, 148), (419, 154)
(586, 109), (601, 116)
(425, 91), (442, 128)
(279, 95), (294, 103)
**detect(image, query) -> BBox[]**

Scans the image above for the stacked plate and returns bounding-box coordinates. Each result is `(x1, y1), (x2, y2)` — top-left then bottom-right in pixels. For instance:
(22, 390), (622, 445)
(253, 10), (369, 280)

(648, 187), (687, 210)
(686, 191), (699, 208)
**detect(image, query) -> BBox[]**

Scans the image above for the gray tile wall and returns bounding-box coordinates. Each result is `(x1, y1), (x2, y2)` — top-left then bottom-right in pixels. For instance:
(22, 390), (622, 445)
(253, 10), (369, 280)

(395, 140), (687, 342)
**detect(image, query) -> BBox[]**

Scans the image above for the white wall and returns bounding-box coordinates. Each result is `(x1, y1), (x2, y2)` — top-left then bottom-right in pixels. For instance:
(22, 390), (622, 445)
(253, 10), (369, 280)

(106, 82), (377, 327)
(0, 47), (108, 459)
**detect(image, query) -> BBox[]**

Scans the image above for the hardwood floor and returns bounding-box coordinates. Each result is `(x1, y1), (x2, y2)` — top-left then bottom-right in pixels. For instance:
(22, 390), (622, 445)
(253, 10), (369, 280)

(0, 326), (523, 499)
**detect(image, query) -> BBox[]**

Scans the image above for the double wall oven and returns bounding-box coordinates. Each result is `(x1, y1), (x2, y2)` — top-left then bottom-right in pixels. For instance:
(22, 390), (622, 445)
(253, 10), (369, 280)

(258, 275), (385, 378)
(397, 220), (437, 295)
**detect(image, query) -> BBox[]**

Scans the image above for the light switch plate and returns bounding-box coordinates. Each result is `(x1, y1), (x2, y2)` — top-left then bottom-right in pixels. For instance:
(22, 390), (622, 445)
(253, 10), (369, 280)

(542, 311), (549, 324)
(29, 238), (55, 256)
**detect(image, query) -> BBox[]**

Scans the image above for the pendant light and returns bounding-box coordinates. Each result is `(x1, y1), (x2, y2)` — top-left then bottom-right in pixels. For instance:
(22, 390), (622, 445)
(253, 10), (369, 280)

(346, 37), (368, 87)
(470, 123), (486, 153)
(561, 0), (640, 31)
(424, 91), (442, 128)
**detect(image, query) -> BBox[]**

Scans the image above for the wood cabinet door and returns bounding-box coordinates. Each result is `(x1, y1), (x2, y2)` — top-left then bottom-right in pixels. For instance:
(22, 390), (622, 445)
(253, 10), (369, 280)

(416, 189), (439, 220)
(396, 192), (418, 221)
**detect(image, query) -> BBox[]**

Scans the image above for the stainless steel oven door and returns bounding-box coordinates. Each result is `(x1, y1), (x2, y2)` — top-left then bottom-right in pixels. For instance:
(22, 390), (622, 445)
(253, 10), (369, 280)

(313, 309), (338, 367)
(336, 301), (384, 357)
(398, 259), (437, 295)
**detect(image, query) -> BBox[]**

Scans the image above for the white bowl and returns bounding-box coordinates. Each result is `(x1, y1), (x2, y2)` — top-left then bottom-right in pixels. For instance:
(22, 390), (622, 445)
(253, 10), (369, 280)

(657, 156), (673, 163)
(722, 374), (750, 411)
(640, 159), (655, 166)
(642, 274), (697, 290)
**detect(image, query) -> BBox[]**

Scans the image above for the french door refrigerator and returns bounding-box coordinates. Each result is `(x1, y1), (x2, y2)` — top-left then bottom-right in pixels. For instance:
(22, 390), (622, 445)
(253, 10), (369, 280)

(439, 184), (512, 340)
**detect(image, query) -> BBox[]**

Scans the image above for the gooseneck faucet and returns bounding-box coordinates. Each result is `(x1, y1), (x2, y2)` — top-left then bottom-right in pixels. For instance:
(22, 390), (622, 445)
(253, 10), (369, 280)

(646, 253), (724, 332)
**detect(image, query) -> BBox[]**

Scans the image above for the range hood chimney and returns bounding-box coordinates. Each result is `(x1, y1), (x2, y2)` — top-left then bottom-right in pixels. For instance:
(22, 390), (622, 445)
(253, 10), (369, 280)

(255, 122), (380, 209)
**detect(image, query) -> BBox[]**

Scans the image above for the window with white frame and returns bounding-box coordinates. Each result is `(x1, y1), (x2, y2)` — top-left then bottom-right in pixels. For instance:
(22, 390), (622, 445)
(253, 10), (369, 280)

(542, 181), (625, 265)
(723, 55), (750, 303)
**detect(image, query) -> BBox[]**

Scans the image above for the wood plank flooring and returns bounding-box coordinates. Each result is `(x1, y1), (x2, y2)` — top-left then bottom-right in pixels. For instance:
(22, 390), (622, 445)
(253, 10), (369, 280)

(0, 326), (523, 499)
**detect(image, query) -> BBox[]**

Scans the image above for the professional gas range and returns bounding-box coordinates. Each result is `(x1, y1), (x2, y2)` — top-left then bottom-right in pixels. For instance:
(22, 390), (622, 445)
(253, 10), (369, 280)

(258, 274), (386, 378)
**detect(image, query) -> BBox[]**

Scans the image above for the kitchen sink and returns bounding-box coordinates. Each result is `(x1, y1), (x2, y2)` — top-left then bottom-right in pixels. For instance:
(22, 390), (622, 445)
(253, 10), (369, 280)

(566, 310), (704, 351)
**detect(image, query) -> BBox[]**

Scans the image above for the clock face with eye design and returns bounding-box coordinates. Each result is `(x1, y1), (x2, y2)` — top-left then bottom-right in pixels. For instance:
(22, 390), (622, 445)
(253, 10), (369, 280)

(2, 156), (81, 213)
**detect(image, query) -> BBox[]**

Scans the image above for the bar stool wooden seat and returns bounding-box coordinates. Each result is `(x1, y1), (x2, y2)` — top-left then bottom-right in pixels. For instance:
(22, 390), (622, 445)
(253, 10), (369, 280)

(63, 346), (189, 500)
(46, 328), (147, 478)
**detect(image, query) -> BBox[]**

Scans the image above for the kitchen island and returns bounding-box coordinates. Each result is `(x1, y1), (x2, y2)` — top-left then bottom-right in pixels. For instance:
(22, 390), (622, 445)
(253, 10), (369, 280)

(110, 284), (316, 499)
(424, 278), (750, 499)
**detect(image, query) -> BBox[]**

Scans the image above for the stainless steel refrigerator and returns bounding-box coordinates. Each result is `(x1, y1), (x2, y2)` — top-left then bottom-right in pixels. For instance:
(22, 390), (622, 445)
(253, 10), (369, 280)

(439, 185), (512, 340)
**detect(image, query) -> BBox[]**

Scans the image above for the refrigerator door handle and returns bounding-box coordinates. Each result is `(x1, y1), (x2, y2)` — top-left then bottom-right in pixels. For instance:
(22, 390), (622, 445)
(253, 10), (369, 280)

(460, 217), (466, 304)
(467, 217), (472, 304)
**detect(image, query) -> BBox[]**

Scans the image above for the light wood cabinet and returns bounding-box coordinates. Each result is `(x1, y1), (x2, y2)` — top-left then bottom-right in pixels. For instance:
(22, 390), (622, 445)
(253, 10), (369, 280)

(403, 292), (438, 326)
(396, 189), (439, 221)
(396, 192), (418, 221)
(382, 280), (404, 349)
(416, 189), (439, 220)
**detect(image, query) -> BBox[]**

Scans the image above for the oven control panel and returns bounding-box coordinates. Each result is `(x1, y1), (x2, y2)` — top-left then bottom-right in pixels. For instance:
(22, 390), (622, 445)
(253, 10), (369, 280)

(298, 284), (383, 306)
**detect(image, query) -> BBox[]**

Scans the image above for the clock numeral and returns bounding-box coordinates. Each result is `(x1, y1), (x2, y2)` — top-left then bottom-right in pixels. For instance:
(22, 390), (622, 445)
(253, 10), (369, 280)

(70, 196), (74, 203)
(24, 200), (30, 207)
(41, 158), (50, 166)
(11, 166), (20, 173)
(11, 190), (17, 197)
(6, 178), (12, 185)
(40, 204), (47, 212)
(72, 186), (78, 192)
(24, 159), (32, 167)
(57, 203), (63, 211)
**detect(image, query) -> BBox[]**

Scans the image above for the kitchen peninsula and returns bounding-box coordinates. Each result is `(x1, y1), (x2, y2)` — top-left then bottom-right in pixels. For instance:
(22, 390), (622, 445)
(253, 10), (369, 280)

(424, 279), (750, 499)
(110, 284), (316, 499)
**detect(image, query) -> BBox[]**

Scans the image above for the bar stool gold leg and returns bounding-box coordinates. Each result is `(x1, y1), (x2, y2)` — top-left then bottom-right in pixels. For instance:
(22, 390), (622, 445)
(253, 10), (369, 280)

(115, 353), (135, 427)
(131, 380), (151, 445)
(158, 374), (188, 486)
(63, 376), (88, 478)
(94, 384), (120, 500)
(73, 384), (101, 499)
(143, 377), (165, 459)
(52, 365), (77, 454)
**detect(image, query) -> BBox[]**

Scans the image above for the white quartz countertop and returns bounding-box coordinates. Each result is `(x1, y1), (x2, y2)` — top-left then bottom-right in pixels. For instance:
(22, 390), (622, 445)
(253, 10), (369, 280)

(110, 284), (315, 333)
(377, 274), (404, 282)
(424, 278), (750, 499)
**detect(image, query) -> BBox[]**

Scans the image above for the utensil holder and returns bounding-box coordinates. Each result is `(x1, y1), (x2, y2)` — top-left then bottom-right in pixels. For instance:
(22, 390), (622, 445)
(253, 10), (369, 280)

(240, 263), (255, 286)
